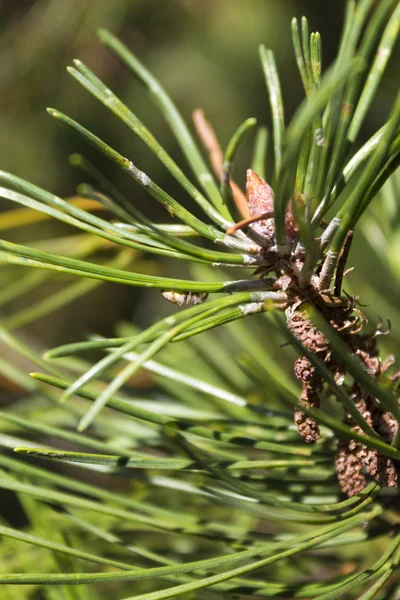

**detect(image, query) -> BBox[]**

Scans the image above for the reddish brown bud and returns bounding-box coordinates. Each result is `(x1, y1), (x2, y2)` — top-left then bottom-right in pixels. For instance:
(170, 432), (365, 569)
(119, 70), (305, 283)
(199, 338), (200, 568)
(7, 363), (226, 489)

(246, 169), (275, 242)
(245, 169), (297, 245)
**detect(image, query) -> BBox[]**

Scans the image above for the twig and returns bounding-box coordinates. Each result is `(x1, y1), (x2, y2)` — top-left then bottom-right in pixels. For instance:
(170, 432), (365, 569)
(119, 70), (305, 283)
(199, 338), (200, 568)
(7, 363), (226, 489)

(226, 211), (274, 235)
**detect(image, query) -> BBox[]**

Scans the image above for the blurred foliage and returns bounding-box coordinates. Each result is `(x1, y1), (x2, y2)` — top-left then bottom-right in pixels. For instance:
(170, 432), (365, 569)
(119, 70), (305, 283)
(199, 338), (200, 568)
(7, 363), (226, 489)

(1, 0), (398, 346)
(1, 0), (355, 188)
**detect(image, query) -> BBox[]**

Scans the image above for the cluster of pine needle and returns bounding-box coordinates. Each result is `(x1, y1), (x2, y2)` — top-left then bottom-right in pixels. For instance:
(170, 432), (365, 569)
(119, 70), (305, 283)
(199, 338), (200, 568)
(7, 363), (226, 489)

(0, 1), (400, 598)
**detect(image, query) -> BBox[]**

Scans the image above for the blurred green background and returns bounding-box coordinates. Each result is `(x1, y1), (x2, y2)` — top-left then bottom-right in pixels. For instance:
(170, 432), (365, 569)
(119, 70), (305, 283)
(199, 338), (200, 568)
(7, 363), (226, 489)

(1, 0), (399, 348)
